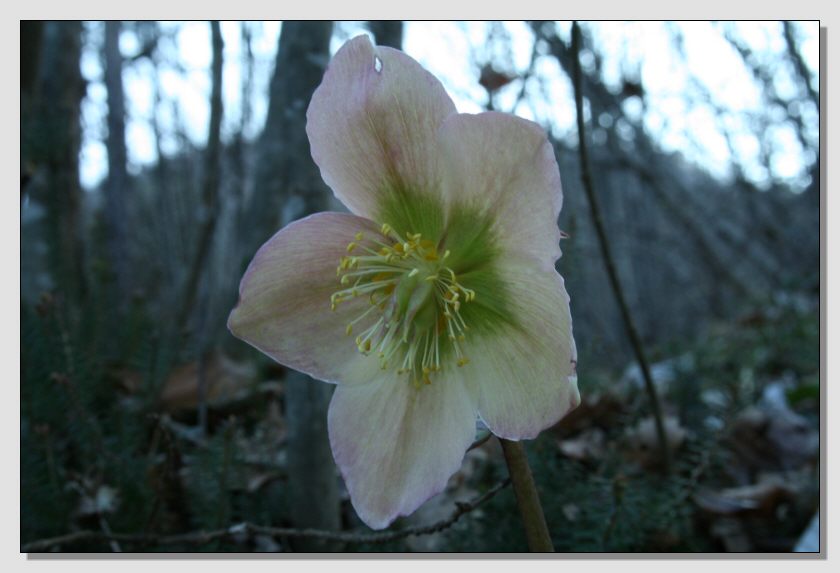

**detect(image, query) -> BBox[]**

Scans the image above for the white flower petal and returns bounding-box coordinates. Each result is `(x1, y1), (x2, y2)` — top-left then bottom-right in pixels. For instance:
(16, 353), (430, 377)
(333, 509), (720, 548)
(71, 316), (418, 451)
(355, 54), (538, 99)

(438, 112), (564, 269)
(228, 212), (383, 385)
(459, 258), (579, 440)
(307, 35), (456, 220)
(328, 371), (478, 529)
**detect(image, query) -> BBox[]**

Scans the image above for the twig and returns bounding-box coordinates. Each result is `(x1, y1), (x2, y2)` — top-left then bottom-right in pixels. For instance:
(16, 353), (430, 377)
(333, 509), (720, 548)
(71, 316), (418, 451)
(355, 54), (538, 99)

(499, 439), (554, 552)
(570, 21), (672, 474)
(510, 32), (541, 114)
(98, 514), (121, 553)
(601, 475), (626, 549)
(723, 25), (815, 154)
(782, 22), (819, 113)
(22, 479), (511, 552)
(537, 24), (764, 299)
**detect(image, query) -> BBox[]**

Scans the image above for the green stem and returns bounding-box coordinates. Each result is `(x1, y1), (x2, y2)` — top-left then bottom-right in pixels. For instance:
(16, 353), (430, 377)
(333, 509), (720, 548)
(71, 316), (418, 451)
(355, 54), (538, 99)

(499, 438), (554, 552)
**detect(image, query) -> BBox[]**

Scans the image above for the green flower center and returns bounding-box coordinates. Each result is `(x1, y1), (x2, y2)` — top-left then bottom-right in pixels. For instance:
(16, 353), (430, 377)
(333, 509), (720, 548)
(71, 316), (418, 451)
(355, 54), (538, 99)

(331, 223), (475, 386)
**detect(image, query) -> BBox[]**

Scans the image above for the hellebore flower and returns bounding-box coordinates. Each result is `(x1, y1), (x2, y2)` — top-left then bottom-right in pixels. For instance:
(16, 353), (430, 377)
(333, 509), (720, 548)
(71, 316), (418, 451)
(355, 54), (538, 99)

(228, 35), (579, 530)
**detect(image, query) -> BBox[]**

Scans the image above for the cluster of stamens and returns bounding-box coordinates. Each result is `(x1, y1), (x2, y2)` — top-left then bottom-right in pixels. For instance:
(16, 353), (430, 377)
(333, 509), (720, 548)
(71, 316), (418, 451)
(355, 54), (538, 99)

(331, 223), (476, 387)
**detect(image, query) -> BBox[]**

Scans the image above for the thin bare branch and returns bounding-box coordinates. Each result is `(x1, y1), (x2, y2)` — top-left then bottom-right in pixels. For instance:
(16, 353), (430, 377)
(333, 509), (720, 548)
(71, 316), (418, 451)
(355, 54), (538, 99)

(510, 31), (541, 114)
(782, 22), (819, 112)
(570, 21), (671, 474)
(22, 479), (511, 552)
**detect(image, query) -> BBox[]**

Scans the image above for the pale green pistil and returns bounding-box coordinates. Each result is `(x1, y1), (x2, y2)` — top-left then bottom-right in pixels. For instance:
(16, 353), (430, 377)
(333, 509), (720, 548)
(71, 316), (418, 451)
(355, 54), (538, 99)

(331, 223), (475, 386)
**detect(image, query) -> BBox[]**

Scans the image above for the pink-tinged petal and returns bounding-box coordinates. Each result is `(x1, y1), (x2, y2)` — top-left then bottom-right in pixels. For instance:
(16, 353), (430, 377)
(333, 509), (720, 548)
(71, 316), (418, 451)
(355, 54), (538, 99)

(460, 259), (579, 440)
(306, 35), (456, 219)
(228, 212), (384, 385)
(328, 372), (478, 529)
(438, 112), (564, 269)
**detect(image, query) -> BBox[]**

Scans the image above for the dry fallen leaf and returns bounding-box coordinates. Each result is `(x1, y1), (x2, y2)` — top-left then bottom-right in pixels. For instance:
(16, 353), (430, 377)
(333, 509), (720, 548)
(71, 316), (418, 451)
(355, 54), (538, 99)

(694, 477), (795, 517)
(558, 428), (606, 461)
(159, 353), (255, 411)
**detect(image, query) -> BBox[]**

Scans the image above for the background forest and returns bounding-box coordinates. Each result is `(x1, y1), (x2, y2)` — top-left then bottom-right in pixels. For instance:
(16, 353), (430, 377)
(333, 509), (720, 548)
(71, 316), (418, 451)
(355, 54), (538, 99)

(20, 21), (820, 553)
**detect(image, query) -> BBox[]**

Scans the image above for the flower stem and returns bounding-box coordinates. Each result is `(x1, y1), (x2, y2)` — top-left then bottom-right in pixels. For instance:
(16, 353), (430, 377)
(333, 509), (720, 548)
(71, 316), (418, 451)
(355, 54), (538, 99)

(499, 438), (554, 552)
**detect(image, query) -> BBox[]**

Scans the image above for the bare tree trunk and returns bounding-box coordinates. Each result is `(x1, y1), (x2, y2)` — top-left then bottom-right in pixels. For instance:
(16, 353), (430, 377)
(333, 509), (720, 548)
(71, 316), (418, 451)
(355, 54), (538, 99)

(368, 21), (403, 49)
(21, 21), (44, 199)
(193, 22), (225, 434)
(21, 22), (44, 98)
(104, 21), (129, 301)
(176, 20), (224, 336)
(230, 22), (254, 213)
(28, 22), (87, 303)
(245, 21), (334, 246)
(248, 21), (341, 550)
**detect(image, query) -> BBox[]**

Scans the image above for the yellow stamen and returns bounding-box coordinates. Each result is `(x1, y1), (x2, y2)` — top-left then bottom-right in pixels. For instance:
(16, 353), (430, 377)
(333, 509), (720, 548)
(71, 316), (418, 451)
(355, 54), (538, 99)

(333, 222), (477, 388)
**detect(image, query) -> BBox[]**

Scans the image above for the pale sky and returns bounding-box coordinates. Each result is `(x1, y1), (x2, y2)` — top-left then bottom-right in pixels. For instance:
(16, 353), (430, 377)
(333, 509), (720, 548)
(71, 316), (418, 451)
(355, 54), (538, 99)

(77, 21), (820, 193)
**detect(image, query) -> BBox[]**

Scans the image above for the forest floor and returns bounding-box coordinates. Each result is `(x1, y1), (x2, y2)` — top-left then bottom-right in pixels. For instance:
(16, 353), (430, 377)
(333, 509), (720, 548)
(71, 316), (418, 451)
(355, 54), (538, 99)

(21, 293), (820, 553)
